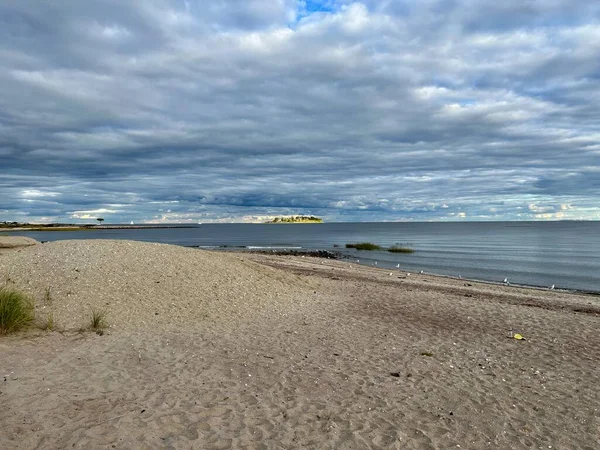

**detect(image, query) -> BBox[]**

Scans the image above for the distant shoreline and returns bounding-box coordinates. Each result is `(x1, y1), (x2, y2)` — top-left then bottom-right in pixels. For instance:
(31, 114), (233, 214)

(0, 224), (196, 232)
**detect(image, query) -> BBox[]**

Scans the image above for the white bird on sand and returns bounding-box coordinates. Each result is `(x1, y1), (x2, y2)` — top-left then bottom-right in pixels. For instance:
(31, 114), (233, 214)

(550, 284), (555, 290)
(396, 263), (401, 268)
(458, 275), (462, 279)
(503, 277), (510, 285)
(407, 273), (411, 276)
(356, 259), (360, 263)
(374, 261), (377, 266)
(420, 270), (424, 274)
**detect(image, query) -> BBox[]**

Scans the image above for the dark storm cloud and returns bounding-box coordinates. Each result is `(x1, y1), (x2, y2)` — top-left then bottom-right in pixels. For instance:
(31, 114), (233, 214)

(1, 0), (599, 223)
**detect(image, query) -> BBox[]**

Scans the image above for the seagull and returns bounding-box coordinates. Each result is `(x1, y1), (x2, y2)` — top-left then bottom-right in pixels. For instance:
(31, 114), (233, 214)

(407, 272), (411, 276)
(420, 270), (424, 274)
(396, 263), (401, 268)
(458, 275), (462, 279)
(374, 261), (378, 266)
(356, 259), (360, 263)
(503, 277), (510, 285)
(550, 284), (555, 290)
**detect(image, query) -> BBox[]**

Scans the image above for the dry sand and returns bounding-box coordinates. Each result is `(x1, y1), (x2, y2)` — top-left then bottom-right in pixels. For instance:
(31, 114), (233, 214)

(1, 239), (599, 449)
(0, 236), (38, 249)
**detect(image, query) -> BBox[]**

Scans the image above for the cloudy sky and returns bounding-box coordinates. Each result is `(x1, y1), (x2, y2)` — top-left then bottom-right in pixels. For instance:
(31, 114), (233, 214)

(1, 0), (600, 223)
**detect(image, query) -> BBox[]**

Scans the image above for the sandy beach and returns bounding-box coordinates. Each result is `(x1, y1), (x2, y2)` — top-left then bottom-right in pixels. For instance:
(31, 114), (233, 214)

(1, 239), (599, 449)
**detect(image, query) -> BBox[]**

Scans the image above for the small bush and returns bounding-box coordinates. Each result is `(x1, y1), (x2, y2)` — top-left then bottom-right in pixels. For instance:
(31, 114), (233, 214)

(346, 242), (383, 251)
(388, 246), (415, 253)
(90, 308), (107, 330)
(0, 288), (35, 334)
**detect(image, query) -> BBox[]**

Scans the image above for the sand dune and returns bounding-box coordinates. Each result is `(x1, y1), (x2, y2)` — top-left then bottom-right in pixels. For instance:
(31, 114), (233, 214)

(1, 240), (599, 449)
(0, 236), (38, 249)
(0, 240), (315, 332)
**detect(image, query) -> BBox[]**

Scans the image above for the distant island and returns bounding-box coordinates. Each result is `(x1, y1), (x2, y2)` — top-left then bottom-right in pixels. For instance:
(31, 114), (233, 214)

(265, 215), (323, 224)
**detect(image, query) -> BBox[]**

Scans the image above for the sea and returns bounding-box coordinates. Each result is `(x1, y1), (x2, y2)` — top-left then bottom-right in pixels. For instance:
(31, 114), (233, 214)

(5, 221), (599, 293)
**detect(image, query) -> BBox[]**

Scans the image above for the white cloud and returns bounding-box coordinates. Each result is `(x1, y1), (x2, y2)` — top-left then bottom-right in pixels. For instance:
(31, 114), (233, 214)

(20, 189), (59, 198)
(70, 208), (123, 219)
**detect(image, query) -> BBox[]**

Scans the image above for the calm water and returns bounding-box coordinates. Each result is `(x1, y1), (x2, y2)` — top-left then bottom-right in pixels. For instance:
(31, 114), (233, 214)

(5, 221), (600, 293)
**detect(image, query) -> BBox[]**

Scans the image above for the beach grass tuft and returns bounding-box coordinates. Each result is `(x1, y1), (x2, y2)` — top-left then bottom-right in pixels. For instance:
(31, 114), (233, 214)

(346, 242), (383, 251)
(44, 286), (52, 305)
(43, 312), (55, 331)
(0, 287), (35, 334)
(90, 308), (107, 330)
(388, 245), (415, 253)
